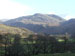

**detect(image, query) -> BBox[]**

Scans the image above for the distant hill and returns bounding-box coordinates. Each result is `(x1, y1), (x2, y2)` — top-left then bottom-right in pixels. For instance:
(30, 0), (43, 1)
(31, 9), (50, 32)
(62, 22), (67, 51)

(4, 13), (65, 26)
(4, 13), (65, 33)
(60, 19), (75, 37)
(3, 13), (75, 37)
(0, 24), (33, 38)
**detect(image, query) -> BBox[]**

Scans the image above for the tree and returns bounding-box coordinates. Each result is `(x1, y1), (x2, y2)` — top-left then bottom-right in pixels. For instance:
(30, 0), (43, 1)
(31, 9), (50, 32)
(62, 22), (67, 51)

(6, 34), (25, 56)
(47, 36), (58, 53)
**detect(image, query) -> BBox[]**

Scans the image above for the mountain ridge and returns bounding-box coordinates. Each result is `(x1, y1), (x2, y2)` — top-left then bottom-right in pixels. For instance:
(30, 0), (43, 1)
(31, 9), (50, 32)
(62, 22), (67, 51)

(4, 13), (65, 26)
(3, 13), (75, 37)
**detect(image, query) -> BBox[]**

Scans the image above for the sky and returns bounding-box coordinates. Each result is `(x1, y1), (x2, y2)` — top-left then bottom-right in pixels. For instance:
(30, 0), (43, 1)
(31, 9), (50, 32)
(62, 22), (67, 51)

(0, 0), (75, 20)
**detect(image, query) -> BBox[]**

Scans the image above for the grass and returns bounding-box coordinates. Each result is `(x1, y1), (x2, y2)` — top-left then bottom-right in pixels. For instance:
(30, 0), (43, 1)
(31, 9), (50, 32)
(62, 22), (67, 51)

(58, 39), (64, 42)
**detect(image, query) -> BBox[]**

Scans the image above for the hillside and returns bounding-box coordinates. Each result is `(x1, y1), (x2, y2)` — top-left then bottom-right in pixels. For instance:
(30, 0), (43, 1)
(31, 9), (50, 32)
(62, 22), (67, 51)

(0, 24), (33, 38)
(60, 19), (75, 37)
(3, 13), (75, 37)
(4, 13), (65, 33)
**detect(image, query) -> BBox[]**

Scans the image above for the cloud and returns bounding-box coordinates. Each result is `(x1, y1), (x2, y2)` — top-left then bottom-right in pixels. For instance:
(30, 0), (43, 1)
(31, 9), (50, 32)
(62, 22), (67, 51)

(0, 0), (33, 19)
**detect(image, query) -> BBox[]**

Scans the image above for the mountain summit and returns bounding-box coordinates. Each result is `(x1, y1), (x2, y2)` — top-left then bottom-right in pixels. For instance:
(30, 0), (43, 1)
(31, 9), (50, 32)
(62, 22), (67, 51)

(4, 13), (65, 26)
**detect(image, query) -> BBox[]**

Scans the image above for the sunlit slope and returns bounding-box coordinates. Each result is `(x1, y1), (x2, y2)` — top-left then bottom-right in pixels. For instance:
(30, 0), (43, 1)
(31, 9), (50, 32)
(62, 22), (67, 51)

(0, 24), (33, 38)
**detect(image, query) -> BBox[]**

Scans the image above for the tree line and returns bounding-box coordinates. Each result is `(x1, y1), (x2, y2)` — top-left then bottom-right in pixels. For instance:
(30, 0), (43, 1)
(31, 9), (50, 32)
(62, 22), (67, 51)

(0, 33), (75, 56)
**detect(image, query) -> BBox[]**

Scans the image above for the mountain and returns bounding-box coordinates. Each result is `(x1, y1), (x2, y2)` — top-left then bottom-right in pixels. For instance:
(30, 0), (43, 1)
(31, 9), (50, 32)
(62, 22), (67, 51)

(60, 19), (75, 37)
(3, 13), (75, 37)
(4, 13), (65, 26)
(0, 24), (33, 38)
(4, 13), (65, 33)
